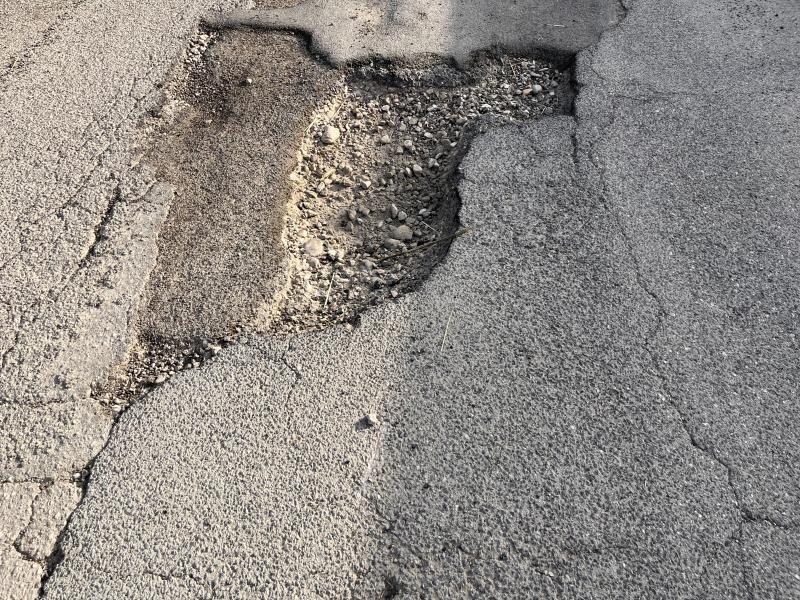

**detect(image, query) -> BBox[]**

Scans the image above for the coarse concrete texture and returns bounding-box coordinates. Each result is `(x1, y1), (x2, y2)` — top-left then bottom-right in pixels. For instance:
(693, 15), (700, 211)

(0, 483), (39, 544)
(1, 483), (47, 594)
(41, 335), (387, 597)
(209, 0), (625, 66)
(16, 482), (83, 563)
(0, 0), (244, 595)
(0, 547), (41, 600)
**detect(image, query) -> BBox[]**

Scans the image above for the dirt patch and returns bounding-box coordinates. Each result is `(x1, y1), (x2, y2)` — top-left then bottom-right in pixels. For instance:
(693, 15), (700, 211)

(139, 27), (338, 342)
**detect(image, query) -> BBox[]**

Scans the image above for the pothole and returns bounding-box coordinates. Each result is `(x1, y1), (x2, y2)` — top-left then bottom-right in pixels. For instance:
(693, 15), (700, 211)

(95, 28), (570, 403)
(275, 53), (570, 332)
(45, 26), (573, 593)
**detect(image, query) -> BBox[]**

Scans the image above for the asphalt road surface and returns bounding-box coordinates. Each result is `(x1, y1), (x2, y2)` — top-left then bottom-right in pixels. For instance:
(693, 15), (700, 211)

(211, 0), (623, 65)
(1, 0), (798, 598)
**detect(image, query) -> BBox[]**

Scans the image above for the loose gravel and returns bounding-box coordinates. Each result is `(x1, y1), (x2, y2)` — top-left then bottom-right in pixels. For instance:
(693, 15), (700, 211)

(274, 55), (569, 332)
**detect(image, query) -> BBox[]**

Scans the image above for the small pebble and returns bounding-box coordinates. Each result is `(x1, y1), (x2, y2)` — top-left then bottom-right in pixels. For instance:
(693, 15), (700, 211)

(303, 238), (325, 257)
(321, 125), (341, 144)
(389, 225), (413, 241)
(356, 413), (380, 430)
(383, 238), (404, 250)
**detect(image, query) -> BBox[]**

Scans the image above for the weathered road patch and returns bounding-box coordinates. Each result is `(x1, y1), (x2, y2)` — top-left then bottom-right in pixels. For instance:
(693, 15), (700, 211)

(141, 29), (337, 342)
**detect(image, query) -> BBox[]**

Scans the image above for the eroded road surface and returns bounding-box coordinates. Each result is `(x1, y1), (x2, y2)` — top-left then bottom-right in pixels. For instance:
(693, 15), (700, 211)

(1, 0), (798, 598)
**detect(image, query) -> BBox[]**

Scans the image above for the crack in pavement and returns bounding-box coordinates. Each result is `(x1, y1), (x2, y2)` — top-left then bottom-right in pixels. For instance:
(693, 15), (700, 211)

(584, 88), (800, 534)
(0, 179), (158, 396)
(34, 394), (136, 594)
(10, 484), (46, 564)
(589, 109), (745, 527)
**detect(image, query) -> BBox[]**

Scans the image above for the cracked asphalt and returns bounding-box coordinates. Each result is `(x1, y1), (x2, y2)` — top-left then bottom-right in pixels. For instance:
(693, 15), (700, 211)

(2, 0), (799, 598)
(1, 0), (242, 592)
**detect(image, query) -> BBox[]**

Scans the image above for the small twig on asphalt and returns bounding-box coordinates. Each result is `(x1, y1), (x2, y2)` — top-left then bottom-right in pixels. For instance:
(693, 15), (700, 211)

(303, 121), (318, 140)
(330, 84), (347, 121)
(440, 310), (454, 353)
(419, 220), (438, 234)
(323, 269), (335, 310)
